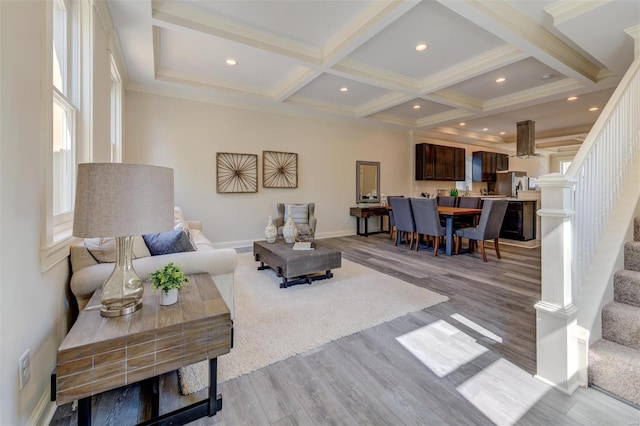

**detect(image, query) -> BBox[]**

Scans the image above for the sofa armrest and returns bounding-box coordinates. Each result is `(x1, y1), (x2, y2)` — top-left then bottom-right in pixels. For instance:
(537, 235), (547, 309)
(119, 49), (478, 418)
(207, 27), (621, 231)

(71, 248), (237, 317)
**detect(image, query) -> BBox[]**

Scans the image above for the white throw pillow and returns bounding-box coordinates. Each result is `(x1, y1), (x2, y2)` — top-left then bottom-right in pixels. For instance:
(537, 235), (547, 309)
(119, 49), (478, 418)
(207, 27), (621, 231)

(288, 204), (309, 224)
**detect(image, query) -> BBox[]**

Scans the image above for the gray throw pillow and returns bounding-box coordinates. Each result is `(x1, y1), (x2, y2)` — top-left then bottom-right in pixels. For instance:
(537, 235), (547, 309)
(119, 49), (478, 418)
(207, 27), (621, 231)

(143, 229), (196, 256)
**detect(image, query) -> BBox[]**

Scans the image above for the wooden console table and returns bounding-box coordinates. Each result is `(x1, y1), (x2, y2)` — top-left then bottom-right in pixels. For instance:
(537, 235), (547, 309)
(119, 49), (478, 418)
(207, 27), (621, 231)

(53, 273), (231, 425)
(349, 206), (389, 237)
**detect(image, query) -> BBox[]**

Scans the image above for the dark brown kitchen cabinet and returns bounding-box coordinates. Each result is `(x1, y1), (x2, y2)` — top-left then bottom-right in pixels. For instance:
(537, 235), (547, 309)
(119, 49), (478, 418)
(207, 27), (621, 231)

(473, 151), (495, 182)
(434, 145), (455, 180)
(415, 143), (465, 181)
(415, 143), (435, 180)
(496, 153), (509, 172)
(454, 147), (466, 181)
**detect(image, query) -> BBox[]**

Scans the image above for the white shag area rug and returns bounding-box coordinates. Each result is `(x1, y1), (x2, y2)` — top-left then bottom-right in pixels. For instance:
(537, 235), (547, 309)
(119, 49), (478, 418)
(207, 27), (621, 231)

(177, 251), (448, 394)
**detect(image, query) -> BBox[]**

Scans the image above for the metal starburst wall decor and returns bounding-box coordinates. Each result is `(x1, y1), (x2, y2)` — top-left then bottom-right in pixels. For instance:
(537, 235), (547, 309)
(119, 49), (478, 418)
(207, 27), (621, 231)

(216, 152), (258, 193)
(263, 150), (298, 188)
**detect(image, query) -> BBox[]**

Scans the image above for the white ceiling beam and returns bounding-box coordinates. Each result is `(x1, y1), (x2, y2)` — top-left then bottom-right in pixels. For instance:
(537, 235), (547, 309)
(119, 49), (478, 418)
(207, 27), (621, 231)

(436, 0), (603, 85)
(544, 0), (614, 26)
(356, 92), (414, 117)
(419, 45), (526, 94)
(273, 69), (322, 103)
(322, 0), (421, 66)
(151, 0), (322, 65)
(329, 59), (419, 93)
(416, 110), (476, 129)
(424, 90), (484, 111)
(284, 96), (356, 117)
(484, 78), (583, 111)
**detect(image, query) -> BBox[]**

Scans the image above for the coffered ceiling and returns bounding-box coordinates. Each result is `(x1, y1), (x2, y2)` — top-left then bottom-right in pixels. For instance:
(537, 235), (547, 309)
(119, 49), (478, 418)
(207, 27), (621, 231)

(107, 0), (640, 152)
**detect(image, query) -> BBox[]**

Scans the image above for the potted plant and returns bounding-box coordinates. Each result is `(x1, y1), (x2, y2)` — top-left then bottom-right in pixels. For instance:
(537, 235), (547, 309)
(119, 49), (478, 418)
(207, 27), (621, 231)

(147, 262), (190, 306)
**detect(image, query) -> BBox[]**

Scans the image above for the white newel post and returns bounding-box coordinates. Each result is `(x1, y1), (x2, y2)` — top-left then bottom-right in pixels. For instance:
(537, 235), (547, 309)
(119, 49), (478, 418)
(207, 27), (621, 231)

(535, 173), (580, 395)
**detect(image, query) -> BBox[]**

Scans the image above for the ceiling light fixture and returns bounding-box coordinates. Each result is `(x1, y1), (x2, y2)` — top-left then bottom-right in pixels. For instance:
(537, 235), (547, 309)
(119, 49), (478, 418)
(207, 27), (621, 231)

(541, 73), (554, 80)
(459, 122), (466, 126)
(413, 105), (421, 109)
(567, 96), (578, 101)
(415, 43), (428, 52)
(225, 58), (237, 66)
(495, 77), (506, 83)
(589, 106), (599, 111)
(500, 131), (506, 135)
(340, 87), (349, 92)
(483, 128), (489, 131)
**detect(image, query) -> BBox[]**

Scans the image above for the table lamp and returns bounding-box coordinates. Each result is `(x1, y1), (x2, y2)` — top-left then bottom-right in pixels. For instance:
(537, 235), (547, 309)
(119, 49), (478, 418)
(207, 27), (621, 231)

(73, 163), (174, 317)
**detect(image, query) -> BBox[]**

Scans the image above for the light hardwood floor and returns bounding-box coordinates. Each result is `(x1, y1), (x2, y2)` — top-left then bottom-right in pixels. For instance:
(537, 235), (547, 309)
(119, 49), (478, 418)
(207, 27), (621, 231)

(51, 234), (640, 425)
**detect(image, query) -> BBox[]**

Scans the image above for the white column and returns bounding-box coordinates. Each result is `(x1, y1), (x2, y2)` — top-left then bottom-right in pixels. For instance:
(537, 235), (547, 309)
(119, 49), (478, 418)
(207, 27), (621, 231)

(535, 173), (580, 394)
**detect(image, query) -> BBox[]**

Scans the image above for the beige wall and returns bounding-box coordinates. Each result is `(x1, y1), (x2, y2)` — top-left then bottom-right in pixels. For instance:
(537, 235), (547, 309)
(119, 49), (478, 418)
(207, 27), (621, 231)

(124, 91), (411, 246)
(0, 2), (115, 423)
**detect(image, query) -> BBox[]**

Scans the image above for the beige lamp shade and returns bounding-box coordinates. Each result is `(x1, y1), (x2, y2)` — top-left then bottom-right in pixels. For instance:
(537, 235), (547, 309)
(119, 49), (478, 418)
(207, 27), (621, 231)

(73, 163), (174, 238)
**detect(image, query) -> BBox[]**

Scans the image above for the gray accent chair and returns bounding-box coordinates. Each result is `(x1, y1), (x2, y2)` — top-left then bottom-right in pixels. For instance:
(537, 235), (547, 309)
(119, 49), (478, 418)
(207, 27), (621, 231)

(411, 198), (446, 256)
(454, 199), (509, 262)
(455, 197), (482, 228)
(276, 203), (317, 238)
(389, 197), (416, 249)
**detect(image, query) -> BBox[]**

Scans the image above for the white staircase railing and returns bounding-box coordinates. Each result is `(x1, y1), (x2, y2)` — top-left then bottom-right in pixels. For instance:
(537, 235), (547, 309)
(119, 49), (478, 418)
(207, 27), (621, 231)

(535, 56), (640, 394)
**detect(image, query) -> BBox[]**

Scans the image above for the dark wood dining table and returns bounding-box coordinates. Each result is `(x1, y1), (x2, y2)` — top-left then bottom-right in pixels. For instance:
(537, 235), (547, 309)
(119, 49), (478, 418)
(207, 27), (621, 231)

(386, 204), (482, 256)
(437, 206), (482, 255)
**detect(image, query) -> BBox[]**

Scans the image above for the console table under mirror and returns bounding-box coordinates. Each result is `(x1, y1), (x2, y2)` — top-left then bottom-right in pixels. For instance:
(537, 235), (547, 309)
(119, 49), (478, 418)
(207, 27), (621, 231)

(352, 161), (387, 236)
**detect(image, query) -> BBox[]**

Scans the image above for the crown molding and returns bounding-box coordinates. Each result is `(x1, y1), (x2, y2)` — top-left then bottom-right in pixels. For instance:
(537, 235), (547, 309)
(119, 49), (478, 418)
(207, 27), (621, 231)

(544, 0), (613, 26)
(151, 0), (321, 65)
(365, 112), (416, 128)
(427, 126), (506, 145)
(273, 68), (321, 103)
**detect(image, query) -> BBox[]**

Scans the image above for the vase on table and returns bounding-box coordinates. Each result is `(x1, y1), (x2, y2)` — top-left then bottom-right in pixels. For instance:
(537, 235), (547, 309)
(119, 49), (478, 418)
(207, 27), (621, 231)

(282, 214), (298, 243)
(265, 215), (277, 243)
(160, 288), (178, 306)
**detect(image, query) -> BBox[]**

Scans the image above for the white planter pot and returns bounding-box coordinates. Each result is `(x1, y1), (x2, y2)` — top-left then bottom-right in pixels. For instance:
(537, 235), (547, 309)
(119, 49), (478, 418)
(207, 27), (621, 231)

(160, 288), (178, 306)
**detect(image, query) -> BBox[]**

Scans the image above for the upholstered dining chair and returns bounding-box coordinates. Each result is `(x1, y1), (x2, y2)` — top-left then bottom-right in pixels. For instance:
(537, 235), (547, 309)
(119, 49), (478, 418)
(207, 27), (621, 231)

(386, 195), (404, 240)
(436, 196), (457, 207)
(455, 196), (482, 228)
(276, 203), (317, 238)
(454, 199), (509, 262)
(389, 197), (416, 249)
(410, 198), (446, 256)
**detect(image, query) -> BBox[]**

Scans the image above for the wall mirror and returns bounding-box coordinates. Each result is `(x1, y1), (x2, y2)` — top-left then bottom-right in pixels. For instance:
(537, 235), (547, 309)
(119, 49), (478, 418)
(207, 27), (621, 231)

(356, 161), (380, 204)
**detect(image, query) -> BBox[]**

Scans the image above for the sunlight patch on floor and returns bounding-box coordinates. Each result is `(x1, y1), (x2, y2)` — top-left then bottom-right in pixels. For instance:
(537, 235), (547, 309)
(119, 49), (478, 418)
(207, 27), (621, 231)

(457, 358), (550, 426)
(450, 313), (503, 343)
(396, 320), (488, 378)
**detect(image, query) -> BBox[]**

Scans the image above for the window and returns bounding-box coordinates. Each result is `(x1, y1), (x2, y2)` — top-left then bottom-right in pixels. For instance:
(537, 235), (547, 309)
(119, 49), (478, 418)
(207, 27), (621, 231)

(110, 56), (122, 163)
(43, 0), (79, 270)
(52, 0), (77, 226)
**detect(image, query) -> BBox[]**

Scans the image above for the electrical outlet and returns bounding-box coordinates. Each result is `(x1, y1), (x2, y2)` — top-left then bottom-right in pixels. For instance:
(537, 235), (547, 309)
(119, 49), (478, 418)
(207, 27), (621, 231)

(19, 349), (30, 390)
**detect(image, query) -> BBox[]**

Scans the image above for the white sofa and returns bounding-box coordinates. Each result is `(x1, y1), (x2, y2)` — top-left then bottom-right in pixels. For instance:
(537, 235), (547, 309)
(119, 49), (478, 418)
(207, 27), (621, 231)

(69, 218), (236, 319)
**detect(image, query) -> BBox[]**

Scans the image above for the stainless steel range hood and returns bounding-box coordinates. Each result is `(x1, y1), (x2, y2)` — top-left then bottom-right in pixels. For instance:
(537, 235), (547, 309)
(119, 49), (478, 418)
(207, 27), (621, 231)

(516, 120), (540, 158)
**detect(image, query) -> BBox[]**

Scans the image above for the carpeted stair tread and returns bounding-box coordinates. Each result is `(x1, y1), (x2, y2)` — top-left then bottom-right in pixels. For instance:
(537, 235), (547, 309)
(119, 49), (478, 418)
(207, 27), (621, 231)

(624, 241), (640, 272)
(602, 302), (640, 350)
(589, 339), (640, 406)
(614, 270), (640, 307)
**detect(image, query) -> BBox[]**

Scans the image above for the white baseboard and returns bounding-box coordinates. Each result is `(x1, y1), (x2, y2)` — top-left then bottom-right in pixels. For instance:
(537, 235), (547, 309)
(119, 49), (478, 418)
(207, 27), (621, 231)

(28, 385), (57, 426)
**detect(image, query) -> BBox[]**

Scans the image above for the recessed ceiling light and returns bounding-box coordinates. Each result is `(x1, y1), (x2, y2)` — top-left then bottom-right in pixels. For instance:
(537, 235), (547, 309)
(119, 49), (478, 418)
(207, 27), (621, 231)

(225, 58), (237, 66)
(415, 43), (428, 52)
(567, 96), (578, 101)
(459, 122), (466, 126)
(500, 131), (506, 135)
(340, 87), (349, 92)
(495, 77), (506, 83)
(541, 73), (554, 80)
(413, 105), (421, 110)
(589, 106), (599, 112)
(483, 128), (489, 131)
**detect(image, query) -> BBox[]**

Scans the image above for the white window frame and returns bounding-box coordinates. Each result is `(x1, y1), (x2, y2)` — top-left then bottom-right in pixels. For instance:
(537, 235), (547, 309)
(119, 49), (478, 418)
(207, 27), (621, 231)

(42, 0), (80, 271)
(110, 56), (123, 163)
